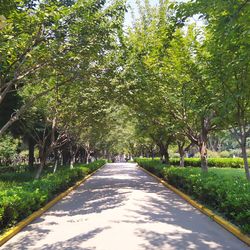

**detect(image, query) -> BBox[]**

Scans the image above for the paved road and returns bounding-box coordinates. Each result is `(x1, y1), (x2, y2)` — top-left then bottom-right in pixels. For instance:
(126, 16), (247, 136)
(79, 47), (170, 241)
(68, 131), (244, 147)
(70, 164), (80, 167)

(1, 163), (249, 250)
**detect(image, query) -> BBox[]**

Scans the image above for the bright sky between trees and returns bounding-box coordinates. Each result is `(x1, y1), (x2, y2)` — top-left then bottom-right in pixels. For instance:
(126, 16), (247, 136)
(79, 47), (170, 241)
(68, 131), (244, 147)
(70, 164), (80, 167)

(124, 0), (159, 27)
(124, 0), (202, 29)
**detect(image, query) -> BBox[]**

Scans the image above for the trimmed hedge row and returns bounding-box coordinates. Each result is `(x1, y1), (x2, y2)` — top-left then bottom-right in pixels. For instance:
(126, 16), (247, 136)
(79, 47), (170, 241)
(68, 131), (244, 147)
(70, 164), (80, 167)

(169, 157), (247, 168)
(136, 158), (250, 234)
(136, 157), (248, 168)
(134, 159), (166, 178)
(0, 160), (106, 233)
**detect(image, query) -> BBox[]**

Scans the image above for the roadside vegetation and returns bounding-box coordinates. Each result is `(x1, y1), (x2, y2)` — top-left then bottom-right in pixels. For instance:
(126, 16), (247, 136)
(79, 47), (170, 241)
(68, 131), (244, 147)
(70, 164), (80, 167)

(135, 158), (250, 234)
(0, 160), (106, 233)
(0, 0), (249, 237)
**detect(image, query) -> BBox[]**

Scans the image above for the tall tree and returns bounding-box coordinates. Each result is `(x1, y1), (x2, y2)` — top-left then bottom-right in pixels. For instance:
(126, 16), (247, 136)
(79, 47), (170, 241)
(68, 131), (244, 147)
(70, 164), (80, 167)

(178, 0), (250, 179)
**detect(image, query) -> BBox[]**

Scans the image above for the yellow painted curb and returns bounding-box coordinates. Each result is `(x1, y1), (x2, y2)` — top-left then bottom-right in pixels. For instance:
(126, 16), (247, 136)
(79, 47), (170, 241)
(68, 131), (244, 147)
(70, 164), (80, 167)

(137, 165), (250, 246)
(0, 163), (106, 247)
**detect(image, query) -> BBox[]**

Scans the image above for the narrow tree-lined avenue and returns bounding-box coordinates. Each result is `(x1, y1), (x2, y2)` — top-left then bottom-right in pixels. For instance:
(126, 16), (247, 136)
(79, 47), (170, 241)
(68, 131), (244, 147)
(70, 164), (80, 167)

(1, 0), (249, 178)
(0, 0), (250, 248)
(1, 163), (248, 250)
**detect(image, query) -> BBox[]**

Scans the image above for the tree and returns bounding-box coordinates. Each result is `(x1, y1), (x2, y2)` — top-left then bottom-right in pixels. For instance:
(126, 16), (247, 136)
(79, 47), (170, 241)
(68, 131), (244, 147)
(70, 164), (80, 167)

(0, 0), (126, 137)
(178, 0), (250, 179)
(122, 1), (220, 171)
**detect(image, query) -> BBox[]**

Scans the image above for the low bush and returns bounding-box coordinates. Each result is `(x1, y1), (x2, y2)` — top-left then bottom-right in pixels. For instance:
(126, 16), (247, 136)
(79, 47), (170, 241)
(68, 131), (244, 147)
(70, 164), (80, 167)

(0, 134), (19, 166)
(135, 158), (250, 234)
(0, 160), (106, 233)
(135, 157), (247, 168)
(219, 150), (231, 158)
(135, 158), (166, 178)
(169, 157), (247, 168)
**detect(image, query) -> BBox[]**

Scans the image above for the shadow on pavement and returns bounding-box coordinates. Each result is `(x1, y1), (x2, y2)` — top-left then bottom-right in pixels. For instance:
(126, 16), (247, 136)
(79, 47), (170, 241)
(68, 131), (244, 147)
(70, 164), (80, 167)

(1, 163), (248, 250)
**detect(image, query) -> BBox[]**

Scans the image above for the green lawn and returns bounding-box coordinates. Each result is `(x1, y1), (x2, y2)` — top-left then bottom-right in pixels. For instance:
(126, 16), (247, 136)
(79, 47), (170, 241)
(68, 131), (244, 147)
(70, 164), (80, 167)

(209, 167), (246, 178)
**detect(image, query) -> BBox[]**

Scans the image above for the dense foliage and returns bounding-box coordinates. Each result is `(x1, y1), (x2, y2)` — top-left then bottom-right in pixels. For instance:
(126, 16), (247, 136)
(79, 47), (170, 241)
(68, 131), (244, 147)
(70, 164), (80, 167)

(0, 0), (249, 180)
(0, 160), (106, 233)
(0, 134), (19, 165)
(136, 158), (250, 234)
(120, 0), (250, 180)
(170, 158), (249, 169)
(0, 0), (126, 178)
(0, 0), (249, 239)
(136, 157), (249, 169)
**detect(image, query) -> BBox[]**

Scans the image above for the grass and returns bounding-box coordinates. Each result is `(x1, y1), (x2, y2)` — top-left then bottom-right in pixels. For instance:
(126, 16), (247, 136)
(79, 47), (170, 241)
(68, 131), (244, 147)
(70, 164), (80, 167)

(209, 168), (246, 178)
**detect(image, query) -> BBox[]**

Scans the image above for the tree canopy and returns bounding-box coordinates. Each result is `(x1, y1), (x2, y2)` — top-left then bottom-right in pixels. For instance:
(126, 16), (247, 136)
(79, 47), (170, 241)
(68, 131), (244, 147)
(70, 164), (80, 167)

(0, 0), (249, 180)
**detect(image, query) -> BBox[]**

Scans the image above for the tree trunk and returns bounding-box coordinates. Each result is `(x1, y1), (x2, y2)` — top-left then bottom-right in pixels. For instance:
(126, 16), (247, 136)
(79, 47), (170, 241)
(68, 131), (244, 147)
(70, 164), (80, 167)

(60, 152), (64, 165)
(35, 154), (46, 179)
(81, 149), (86, 163)
(241, 144), (250, 181)
(165, 151), (170, 165)
(199, 121), (209, 172)
(231, 129), (250, 181)
(28, 138), (35, 169)
(62, 150), (69, 166)
(150, 146), (154, 159)
(180, 154), (185, 167)
(53, 150), (59, 173)
(177, 141), (185, 167)
(69, 144), (75, 169)
(199, 141), (208, 172)
(53, 159), (58, 173)
(70, 156), (75, 169)
(160, 145), (169, 165)
(86, 152), (91, 164)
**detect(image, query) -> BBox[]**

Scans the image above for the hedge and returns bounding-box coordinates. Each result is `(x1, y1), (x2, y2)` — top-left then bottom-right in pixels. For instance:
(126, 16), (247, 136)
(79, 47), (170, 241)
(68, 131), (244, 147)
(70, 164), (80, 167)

(0, 160), (106, 233)
(136, 157), (248, 168)
(135, 158), (250, 234)
(134, 159), (166, 178)
(170, 157), (249, 168)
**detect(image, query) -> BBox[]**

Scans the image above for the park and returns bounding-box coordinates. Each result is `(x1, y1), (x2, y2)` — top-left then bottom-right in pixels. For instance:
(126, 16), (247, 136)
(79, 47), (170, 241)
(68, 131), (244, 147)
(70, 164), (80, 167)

(0, 0), (249, 249)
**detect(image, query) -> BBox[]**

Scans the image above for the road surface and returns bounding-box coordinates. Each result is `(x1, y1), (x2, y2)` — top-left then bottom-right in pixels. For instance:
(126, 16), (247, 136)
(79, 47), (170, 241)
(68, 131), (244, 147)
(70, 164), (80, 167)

(1, 163), (248, 250)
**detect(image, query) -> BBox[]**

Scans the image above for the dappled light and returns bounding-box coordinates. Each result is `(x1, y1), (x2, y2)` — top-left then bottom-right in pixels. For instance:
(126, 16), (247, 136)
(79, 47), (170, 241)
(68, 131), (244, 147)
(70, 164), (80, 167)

(0, 0), (249, 248)
(1, 164), (248, 250)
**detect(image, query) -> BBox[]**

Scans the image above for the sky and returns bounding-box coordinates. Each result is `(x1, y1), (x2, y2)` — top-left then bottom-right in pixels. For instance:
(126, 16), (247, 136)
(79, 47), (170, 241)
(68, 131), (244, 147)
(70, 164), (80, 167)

(124, 0), (159, 27)
(123, 0), (203, 29)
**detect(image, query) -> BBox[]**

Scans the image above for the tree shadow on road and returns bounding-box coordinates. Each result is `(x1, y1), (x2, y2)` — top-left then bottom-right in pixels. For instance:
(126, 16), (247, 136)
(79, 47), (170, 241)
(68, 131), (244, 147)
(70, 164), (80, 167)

(1, 164), (248, 250)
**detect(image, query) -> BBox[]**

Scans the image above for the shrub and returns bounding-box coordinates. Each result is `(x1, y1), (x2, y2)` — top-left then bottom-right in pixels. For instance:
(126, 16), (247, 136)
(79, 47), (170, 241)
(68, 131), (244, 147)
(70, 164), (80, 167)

(0, 160), (106, 233)
(164, 167), (250, 234)
(219, 151), (230, 158)
(135, 158), (250, 234)
(0, 134), (19, 166)
(207, 150), (220, 158)
(169, 157), (247, 168)
(135, 158), (166, 178)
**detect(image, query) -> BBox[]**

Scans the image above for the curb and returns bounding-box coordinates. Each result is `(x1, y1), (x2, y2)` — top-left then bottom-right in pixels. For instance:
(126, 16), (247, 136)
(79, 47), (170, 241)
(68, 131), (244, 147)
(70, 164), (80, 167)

(137, 164), (250, 246)
(0, 163), (106, 247)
